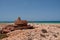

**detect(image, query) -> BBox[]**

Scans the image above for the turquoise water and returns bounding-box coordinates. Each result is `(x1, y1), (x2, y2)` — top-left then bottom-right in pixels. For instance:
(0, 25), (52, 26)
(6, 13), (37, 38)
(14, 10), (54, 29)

(28, 21), (60, 23)
(0, 21), (14, 23)
(0, 21), (60, 23)
(28, 21), (60, 24)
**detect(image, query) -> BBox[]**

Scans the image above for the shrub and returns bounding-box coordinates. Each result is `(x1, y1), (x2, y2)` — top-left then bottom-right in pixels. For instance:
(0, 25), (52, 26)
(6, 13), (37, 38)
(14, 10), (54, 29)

(0, 34), (8, 39)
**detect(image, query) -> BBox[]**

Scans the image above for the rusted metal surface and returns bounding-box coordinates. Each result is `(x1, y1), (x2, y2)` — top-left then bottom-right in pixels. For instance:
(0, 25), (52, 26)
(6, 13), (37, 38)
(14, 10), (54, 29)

(0, 17), (34, 34)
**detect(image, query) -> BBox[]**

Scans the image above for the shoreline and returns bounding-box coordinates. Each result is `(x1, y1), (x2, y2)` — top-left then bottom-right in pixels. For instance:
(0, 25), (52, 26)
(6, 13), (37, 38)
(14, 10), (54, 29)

(0, 23), (60, 24)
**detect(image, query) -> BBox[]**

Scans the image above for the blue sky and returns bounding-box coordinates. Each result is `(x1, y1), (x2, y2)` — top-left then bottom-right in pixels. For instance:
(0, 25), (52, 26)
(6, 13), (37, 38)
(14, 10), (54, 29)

(0, 0), (60, 21)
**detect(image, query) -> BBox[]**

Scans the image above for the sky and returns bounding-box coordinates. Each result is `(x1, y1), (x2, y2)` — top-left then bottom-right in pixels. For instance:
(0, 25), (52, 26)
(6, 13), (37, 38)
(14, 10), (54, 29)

(0, 0), (60, 21)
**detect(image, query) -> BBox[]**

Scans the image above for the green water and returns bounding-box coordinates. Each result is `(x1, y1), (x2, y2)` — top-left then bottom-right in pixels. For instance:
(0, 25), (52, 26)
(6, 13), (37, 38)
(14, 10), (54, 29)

(0, 21), (60, 23)
(28, 21), (60, 23)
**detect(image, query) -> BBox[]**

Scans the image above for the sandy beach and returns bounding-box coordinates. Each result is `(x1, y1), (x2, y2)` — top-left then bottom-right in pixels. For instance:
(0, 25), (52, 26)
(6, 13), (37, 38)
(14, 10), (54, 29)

(0, 0), (60, 40)
(0, 23), (60, 40)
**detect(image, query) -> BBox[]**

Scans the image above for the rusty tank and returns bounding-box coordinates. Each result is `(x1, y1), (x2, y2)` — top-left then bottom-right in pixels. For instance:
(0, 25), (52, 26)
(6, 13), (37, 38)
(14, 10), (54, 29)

(0, 17), (34, 34)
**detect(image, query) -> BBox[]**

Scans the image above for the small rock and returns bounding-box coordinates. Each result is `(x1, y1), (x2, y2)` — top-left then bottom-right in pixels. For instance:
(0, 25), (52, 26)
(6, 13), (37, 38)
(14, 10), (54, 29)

(41, 29), (47, 33)
(40, 34), (46, 38)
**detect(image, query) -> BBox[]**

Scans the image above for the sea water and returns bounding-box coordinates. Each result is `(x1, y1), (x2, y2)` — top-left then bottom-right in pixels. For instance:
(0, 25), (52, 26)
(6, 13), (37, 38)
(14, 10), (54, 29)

(0, 21), (60, 24)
